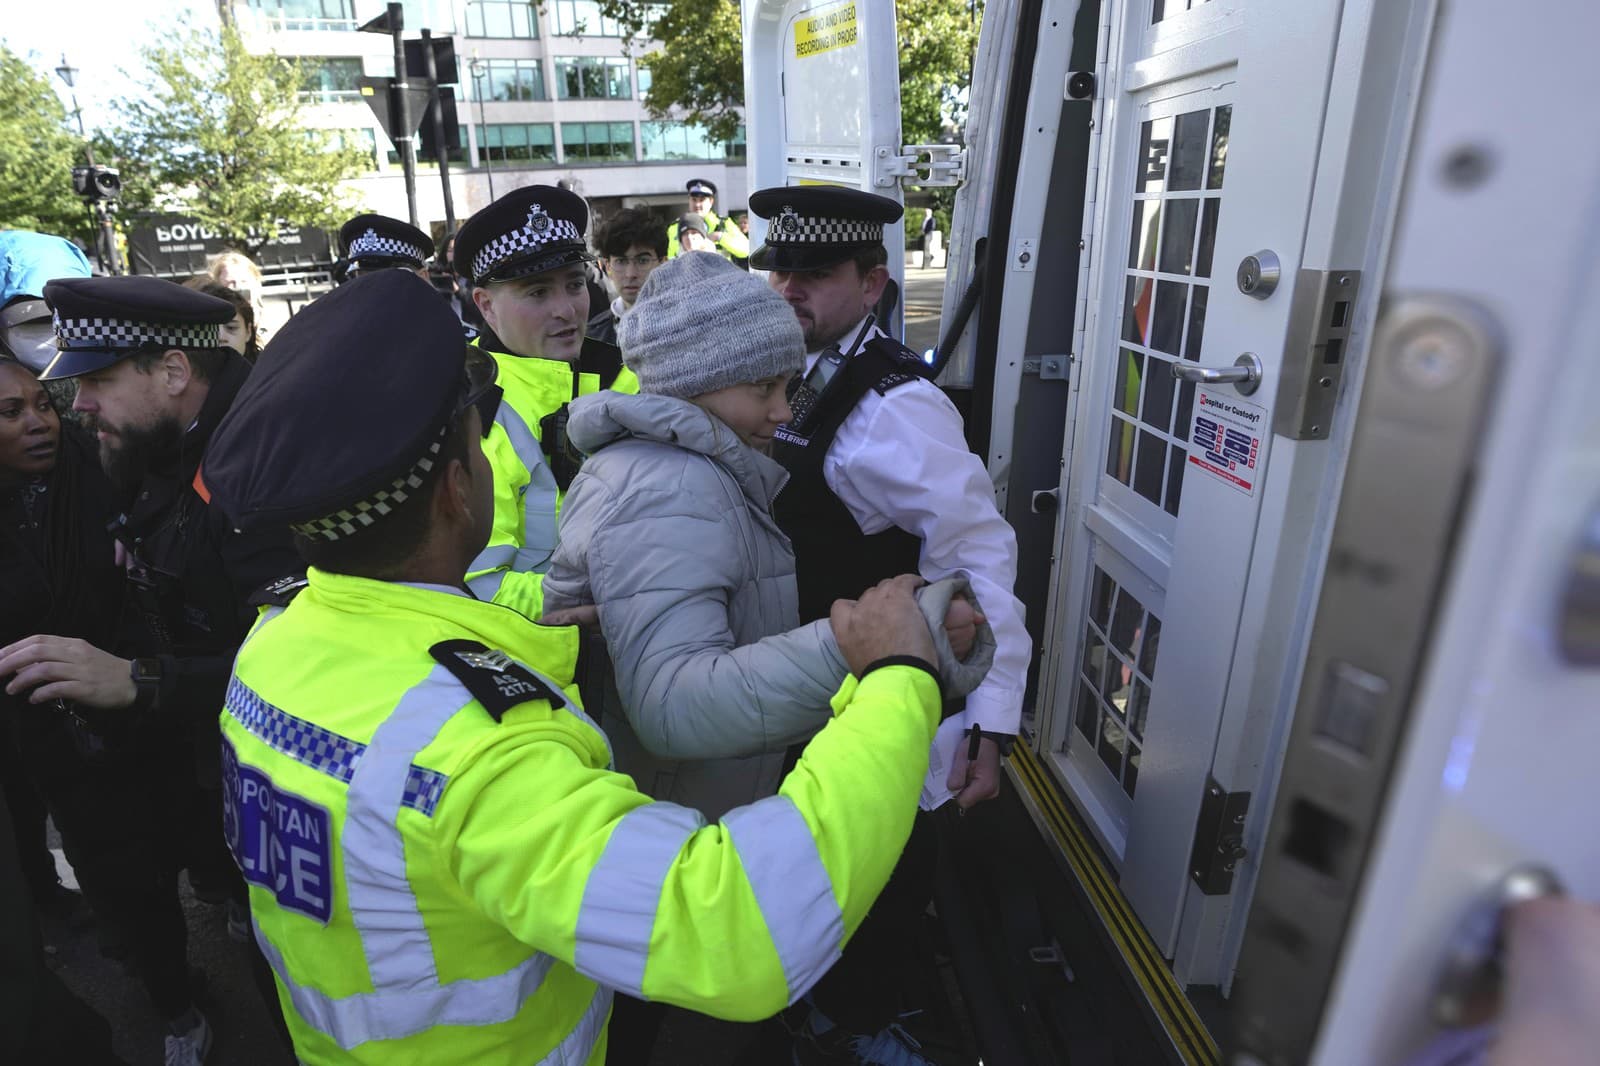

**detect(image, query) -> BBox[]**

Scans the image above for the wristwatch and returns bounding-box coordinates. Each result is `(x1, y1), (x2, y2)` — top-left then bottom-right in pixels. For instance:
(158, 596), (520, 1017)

(129, 657), (163, 711)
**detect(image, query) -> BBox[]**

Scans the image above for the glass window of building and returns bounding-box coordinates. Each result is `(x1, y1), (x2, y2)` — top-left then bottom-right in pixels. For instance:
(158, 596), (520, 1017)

(475, 59), (546, 101)
(245, 0), (357, 32)
(635, 64), (652, 98)
(398, 0), (456, 32)
(298, 57), (364, 102)
(561, 121), (635, 163)
(466, 0), (537, 37)
(555, 57), (631, 99)
(639, 121), (742, 162)
(476, 123), (558, 166)
(550, 0), (624, 36)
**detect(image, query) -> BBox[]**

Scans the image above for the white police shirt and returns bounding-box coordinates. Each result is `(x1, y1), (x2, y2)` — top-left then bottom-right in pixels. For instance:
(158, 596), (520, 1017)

(805, 317), (1030, 745)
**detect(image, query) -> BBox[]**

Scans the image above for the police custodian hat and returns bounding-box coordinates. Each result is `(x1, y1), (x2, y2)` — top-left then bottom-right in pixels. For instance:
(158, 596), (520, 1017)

(452, 185), (594, 287)
(339, 212), (435, 272)
(686, 178), (718, 199)
(748, 186), (903, 271)
(37, 275), (236, 381)
(202, 270), (499, 540)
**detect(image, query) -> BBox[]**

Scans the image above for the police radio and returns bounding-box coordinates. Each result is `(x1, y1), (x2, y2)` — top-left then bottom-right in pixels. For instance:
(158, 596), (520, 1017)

(786, 315), (876, 435)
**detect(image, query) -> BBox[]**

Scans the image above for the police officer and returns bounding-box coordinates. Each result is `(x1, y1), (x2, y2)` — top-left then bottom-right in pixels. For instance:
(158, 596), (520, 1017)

(750, 185), (1033, 1061)
(0, 276), (300, 1065)
(666, 178), (750, 262)
(197, 268), (949, 1064)
(451, 185), (639, 619)
(336, 212), (434, 282)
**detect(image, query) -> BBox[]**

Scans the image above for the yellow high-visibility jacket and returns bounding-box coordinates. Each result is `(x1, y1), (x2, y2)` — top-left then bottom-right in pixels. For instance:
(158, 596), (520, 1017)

(666, 209), (750, 261)
(221, 569), (940, 1064)
(465, 335), (639, 619)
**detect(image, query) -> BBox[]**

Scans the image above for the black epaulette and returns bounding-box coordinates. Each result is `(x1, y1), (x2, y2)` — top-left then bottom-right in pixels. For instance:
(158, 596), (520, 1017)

(429, 639), (568, 723)
(577, 337), (625, 390)
(862, 336), (934, 395)
(248, 574), (309, 608)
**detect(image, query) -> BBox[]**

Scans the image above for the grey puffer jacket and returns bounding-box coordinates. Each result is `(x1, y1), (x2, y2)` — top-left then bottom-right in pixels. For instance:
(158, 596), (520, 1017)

(544, 390), (848, 818)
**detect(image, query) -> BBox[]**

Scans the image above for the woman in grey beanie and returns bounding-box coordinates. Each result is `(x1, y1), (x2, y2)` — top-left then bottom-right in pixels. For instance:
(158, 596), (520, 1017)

(543, 251), (993, 820)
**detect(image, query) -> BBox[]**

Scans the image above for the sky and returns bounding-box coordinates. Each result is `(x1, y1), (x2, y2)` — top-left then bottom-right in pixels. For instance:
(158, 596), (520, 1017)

(3, 0), (219, 130)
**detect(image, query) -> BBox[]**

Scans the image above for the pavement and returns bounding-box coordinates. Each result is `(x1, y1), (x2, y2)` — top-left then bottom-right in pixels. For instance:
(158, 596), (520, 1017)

(901, 261), (950, 357)
(40, 840), (293, 1066)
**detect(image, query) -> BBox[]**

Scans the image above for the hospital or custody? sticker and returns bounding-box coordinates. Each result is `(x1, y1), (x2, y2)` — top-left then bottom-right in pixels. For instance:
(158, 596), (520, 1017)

(1187, 389), (1267, 497)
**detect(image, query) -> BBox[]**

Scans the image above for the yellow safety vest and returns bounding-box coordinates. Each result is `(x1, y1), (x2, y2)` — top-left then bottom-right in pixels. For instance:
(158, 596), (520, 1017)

(464, 337), (639, 619)
(666, 208), (751, 261)
(221, 569), (941, 1063)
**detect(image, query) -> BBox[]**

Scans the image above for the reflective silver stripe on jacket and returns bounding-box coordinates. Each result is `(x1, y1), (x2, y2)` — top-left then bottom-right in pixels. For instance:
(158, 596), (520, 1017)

(254, 921), (557, 1049)
(571, 793), (843, 1005)
(572, 803), (706, 994)
(251, 665), (561, 1048)
(722, 794), (845, 1002)
(468, 401), (561, 589)
(537, 984), (613, 1066)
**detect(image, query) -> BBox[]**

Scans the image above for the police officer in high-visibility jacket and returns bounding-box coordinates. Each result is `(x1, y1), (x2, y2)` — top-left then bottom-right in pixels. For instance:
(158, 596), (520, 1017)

(451, 185), (639, 621)
(665, 178), (750, 262)
(198, 270), (958, 1065)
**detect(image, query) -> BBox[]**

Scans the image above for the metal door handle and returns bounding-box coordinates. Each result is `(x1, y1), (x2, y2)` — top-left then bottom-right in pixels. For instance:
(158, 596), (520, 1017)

(1434, 865), (1565, 1027)
(1171, 353), (1263, 396)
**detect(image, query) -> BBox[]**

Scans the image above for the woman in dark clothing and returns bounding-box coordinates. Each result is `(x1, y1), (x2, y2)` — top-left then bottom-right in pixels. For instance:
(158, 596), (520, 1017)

(0, 356), (199, 1038)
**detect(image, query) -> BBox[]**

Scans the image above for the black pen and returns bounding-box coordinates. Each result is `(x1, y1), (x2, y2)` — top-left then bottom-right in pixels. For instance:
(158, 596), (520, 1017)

(967, 723), (982, 763)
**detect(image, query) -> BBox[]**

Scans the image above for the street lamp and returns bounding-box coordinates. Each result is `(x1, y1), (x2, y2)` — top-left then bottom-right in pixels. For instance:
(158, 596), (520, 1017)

(468, 55), (495, 200)
(54, 54), (86, 139)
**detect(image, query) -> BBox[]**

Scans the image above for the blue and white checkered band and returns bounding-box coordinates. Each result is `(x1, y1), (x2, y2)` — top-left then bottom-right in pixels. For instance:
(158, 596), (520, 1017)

(471, 203), (583, 281)
(291, 421), (450, 542)
(766, 205), (883, 246)
(52, 311), (221, 351)
(347, 227), (427, 264)
(225, 678), (448, 816)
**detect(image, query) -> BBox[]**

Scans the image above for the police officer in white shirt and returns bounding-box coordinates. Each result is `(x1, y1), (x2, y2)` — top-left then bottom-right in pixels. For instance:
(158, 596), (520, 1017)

(750, 185), (1030, 1062)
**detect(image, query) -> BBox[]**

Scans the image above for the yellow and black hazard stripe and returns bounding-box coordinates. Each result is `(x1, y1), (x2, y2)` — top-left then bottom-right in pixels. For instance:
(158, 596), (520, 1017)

(1010, 743), (1219, 1066)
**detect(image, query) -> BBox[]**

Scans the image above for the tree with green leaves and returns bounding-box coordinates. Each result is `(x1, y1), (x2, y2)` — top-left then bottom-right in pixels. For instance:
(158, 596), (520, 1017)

(0, 46), (94, 243)
(104, 22), (367, 256)
(588, 0), (980, 149)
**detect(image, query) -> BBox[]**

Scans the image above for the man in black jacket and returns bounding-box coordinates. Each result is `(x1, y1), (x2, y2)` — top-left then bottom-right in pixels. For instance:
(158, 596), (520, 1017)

(0, 277), (298, 1065)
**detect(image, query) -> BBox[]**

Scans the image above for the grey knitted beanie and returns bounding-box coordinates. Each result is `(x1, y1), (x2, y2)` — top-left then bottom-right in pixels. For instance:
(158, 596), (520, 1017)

(618, 251), (805, 398)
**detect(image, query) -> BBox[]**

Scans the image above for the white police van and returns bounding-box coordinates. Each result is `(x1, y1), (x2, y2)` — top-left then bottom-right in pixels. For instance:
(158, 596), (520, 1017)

(742, 1), (1600, 1062)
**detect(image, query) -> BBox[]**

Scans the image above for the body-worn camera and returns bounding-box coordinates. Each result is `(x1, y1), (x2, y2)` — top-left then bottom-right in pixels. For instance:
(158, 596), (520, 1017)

(72, 164), (122, 203)
(539, 404), (583, 490)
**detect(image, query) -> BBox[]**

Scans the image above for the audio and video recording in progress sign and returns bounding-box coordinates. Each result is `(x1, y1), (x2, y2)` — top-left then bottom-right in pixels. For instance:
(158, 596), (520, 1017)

(794, 2), (858, 57)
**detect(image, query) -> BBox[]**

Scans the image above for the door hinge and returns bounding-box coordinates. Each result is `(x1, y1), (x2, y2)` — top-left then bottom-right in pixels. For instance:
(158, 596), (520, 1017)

(1021, 353), (1071, 380)
(1273, 269), (1362, 440)
(1189, 775), (1251, 896)
(873, 143), (966, 189)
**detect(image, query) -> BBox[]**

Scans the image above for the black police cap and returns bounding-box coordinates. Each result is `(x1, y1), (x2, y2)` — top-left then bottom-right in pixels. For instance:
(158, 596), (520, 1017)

(39, 275), (237, 381)
(202, 270), (497, 538)
(686, 178), (718, 199)
(747, 186), (903, 271)
(452, 185), (593, 287)
(339, 213), (435, 272)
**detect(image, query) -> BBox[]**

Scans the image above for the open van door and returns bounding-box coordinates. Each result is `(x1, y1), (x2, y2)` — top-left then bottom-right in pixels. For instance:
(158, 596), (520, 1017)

(743, 0), (956, 340)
